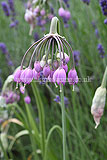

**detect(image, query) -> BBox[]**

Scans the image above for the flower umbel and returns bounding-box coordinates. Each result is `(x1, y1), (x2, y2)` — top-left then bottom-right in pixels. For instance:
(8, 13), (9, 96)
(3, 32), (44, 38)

(13, 17), (78, 91)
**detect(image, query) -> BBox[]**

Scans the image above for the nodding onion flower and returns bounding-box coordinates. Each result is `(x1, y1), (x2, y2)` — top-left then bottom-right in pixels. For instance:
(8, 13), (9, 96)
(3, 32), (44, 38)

(13, 17), (78, 92)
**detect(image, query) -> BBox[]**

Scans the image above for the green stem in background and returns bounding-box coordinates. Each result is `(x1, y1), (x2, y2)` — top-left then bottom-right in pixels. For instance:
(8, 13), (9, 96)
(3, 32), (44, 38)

(60, 84), (66, 160)
(49, 17), (60, 34)
(101, 66), (107, 88)
(31, 82), (46, 158)
(44, 125), (62, 160)
(0, 138), (8, 160)
(46, 84), (92, 159)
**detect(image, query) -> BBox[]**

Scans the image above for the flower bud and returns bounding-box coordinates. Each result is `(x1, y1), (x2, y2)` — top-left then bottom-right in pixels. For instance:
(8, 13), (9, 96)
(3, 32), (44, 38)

(65, 10), (71, 20)
(24, 96), (31, 104)
(91, 86), (106, 129)
(24, 9), (34, 24)
(57, 52), (69, 63)
(40, 9), (45, 16)
(20, 86), (25, 94)
(58, 8), (65, 17)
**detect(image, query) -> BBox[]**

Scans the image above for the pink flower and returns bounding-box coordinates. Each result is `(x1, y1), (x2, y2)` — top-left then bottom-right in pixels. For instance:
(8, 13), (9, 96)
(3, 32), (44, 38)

(68, 69), (78, 85)
(65, 10), (71, 20)
(24, 96), (31, 104)
(33, 68), (40, 80)
(62, 64), (68, 72)
(48, 70), (55, 82)
(57, 68), (66, 85)
(14, 68), (22, 83)
(58, 8), (65, 17)
(53, 68), (66, 85)
(34, 61), (42, 73)
(20, 86), (25, 94)
(40, 9), (45, 16)
(20, 68), (33, 84)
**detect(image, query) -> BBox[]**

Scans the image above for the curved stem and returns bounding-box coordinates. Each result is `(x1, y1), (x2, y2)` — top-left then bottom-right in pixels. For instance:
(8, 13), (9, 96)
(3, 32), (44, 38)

(29, 36), (50, 67)
(57, 36), (65, 63)
(101, 66), (107, 88)
(44, 125), (62, 160)
(49, 17), (60, 34)
(46, 38), (53, 63)
(21, 37), (44, 69)
(60, 84), (66, 160)
(53, 36), (62, 66)
(60, 37), (75, 68)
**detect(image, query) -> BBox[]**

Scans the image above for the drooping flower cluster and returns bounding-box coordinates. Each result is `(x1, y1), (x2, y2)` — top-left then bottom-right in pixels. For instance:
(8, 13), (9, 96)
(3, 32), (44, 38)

(58, 7), (71, 28)
(1, 1), (10, 16)
(0, 42), (14, 66)
(13, 17), (78, 92)
(81, 0), (90, 5)
(1, 0), (18, 28)
(24, 1), (54, 35)
(97, 44), (105, 58)
(99, 0), (107, 24)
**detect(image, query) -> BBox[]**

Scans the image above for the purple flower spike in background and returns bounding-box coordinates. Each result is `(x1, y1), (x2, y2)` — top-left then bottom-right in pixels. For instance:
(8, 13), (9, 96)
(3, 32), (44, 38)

(82, 0), (90, 5)
(1, 1), (10, 16)
(9, 20), (19, 28)
(8, 0), (15, 13)
(97, 44), (105, 58)
(73, 50), (80, 66)
(34, 32), (39, 42)
(95, 29), (100, 38)
(24, 96), (31, 104)
(0, 43), (8, 54)
(54, 95), (69, 106)
(100, 0), (107, 16)
(54, 95), (61, 103)
(104, 18), (107, 24)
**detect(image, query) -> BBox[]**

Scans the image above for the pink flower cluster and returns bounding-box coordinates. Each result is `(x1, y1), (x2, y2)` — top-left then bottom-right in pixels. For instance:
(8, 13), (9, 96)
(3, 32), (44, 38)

(14, 55), (78, 88)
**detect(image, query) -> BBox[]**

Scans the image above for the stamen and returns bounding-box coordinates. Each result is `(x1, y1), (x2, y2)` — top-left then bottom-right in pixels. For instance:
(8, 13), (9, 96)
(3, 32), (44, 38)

(72, 85), (74, 91)
(60, 84), (62, 92)
(55, 83), (58, 88)
(16, 82), (18, 89)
